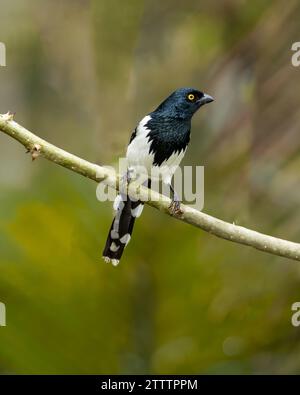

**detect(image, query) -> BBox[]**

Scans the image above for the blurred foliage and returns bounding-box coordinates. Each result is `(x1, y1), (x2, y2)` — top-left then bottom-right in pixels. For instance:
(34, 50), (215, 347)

(1, 0), (300, 374)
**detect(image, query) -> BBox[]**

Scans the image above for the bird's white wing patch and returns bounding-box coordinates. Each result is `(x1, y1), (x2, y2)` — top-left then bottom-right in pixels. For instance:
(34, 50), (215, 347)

(126, 115), (154, 172)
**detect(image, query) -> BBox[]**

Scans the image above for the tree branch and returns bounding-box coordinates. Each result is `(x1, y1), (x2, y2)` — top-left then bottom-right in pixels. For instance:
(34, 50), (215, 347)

(1, 112), (300, 262)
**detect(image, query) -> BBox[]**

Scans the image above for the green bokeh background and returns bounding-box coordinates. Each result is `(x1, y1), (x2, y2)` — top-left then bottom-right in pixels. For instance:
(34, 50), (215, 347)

(1, 0), (300, 374)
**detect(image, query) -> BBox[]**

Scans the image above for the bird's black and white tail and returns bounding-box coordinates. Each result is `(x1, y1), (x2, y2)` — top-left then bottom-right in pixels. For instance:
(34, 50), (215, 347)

(102, 184), (147, 265)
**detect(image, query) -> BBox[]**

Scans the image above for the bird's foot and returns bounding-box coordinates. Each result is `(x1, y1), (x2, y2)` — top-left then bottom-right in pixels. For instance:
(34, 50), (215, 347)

(169, 199), (183, 216)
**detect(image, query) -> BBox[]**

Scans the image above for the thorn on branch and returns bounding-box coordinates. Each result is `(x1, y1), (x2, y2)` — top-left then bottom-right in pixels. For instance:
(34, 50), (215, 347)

(26, 144), (41, 161)
(1, 111), (15, 122)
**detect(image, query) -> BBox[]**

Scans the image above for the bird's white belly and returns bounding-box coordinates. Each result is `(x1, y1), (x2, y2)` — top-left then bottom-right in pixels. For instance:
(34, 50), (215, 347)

(126, 115), (185, 184)
(154, 148), (186, 184)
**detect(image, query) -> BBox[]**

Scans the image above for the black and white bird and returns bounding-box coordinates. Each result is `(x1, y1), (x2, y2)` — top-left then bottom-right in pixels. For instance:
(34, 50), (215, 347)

(103, 87), (214, 266)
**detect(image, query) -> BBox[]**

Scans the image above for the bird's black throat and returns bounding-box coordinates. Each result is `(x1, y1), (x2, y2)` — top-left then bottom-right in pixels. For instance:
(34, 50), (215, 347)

(146, 115), (191, 166)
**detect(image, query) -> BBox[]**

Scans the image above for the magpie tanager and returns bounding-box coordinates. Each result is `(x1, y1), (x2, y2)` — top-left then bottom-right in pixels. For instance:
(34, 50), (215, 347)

(103, 87), (214, 266)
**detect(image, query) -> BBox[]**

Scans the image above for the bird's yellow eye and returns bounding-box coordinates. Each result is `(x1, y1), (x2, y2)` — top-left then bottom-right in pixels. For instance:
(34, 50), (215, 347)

(187, 93), (195, 101)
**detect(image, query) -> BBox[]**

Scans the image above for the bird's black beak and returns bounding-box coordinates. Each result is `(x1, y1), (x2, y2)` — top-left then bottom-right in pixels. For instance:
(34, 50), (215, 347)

(197, 93), (214, 106)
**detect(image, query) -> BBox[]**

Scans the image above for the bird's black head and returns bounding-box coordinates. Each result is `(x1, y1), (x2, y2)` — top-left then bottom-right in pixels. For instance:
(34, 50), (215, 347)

(153, 87), (214, 119)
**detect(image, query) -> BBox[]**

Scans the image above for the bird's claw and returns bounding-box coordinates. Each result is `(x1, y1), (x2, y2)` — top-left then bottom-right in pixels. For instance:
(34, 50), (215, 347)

(169, 200), (183, 216)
